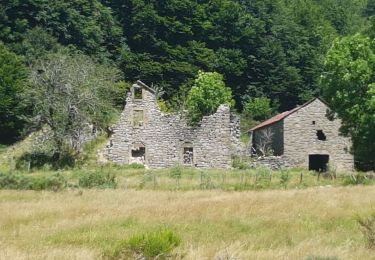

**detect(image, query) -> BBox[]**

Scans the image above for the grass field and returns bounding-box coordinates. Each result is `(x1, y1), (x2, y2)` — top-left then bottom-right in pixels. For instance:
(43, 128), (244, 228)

(1, 186), (375, 259)
(1, 137), (374, 259)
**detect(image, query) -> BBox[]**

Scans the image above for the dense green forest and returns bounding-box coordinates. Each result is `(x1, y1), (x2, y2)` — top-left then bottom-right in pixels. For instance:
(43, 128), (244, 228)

(0, 0), (374, 168)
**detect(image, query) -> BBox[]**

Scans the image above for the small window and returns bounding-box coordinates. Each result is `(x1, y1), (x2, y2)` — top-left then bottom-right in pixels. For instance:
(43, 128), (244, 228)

(131, 143), (146, 164)
(134, 87), (142, 100)
(183, 146), (194, 165)
(312, 121), (316, 125)
(133, 110), (144, 127)
(317, 130), (326, 141)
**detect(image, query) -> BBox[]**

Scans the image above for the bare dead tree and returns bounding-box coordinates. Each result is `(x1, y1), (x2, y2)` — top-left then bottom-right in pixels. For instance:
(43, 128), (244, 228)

(258, 128), (274, 156)
(26, 52), (120, 158)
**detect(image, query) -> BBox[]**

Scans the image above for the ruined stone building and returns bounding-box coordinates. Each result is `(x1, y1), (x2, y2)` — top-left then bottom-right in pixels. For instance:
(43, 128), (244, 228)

(249, 98), (354, 171)
(105, 81), (241, 168)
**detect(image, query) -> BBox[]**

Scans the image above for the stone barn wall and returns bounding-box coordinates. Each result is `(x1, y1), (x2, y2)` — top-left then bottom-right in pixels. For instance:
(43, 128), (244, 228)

(283, 99), (353, 171)
(105, 81), (240, 168)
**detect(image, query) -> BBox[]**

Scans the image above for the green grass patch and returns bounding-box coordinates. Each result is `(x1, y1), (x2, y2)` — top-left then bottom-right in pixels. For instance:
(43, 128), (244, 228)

(107, 228), (181, 259)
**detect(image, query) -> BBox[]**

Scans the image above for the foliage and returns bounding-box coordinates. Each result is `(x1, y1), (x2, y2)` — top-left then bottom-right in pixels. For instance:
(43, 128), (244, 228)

(280, 169), (291, 188)
(125, 229), (181, 259)
(342, 172), (371, 186)
(186, 71), (234, 124)
(357, 213), (375, 248)
(321, 34), (375, 169)
(0, 0), (124, 60)
(0, 43), (28, 144)
(232, 156), (250, 170)
(0, 172), (67, 191)
(243, 97), (273, 121)
(15, 150), (75, 170)
(78, 170), (117, 189)
(25, 51), (121, 160)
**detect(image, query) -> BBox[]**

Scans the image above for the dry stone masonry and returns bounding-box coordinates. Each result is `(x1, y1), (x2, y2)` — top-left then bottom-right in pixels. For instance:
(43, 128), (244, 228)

(250, 98), (354, 171)
(105, 81), (241, 168)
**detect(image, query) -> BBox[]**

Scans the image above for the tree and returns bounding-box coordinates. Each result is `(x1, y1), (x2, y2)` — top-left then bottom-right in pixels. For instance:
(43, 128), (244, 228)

(0, 0), (124, 60)
(243, 97), (273, 121)
(321, 34), (375, 169)
(26, 51), (121, 160)
(0, 43), (28, 144)
(186, 71), (234, 124)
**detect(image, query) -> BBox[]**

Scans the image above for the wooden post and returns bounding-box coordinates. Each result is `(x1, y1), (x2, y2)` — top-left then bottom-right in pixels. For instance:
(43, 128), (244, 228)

(300, 172), (303, 184)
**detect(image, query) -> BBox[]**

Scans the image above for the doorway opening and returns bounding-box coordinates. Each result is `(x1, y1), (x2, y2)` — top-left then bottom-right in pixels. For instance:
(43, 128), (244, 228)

(309, 154), (329, 172)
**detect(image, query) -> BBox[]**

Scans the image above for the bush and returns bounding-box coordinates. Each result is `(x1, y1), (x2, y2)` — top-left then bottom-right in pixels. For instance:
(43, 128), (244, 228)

(0, 172), (67, 191)
(232, 156), (249, 170)
(109, 229), (181, 259)
(30, 172), (67, 191)
(16, 151), (75, 170)
(78, 170), (117, 189)
(280, 168), (291, 188)
(342, 172), (370, 186)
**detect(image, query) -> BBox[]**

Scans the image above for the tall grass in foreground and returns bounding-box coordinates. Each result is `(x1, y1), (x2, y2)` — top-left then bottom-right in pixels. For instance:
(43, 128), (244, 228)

(0, 187), (374, 259)
(0, 165), (373, 191)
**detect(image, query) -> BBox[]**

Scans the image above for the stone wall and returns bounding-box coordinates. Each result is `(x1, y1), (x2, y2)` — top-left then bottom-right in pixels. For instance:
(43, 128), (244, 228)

(283, 99), (353, 171)
(250, 156), (291, 170)
(105, 82), (240, 168)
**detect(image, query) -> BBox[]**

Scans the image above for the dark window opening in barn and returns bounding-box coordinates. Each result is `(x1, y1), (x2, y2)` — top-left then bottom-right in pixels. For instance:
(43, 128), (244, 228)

(131, 144), (145, 164)
(133, 110), (144, 127)
(309, 154), (329, 172)
(134, 87), (142, 100)
(317, 130), (326, 141)
(183, 147), (194, 165)
(312, 121), (316, 125)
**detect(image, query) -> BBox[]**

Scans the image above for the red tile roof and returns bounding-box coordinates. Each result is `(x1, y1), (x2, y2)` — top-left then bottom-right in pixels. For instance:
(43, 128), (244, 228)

(249, 97), (327, 132)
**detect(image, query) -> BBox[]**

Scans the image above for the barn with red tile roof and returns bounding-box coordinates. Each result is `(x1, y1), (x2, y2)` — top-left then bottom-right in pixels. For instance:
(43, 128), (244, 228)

(249, 98), (353, 171)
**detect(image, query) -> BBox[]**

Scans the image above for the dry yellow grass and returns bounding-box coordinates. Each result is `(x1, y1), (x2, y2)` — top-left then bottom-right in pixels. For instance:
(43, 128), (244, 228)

(0, 186), (375, 259)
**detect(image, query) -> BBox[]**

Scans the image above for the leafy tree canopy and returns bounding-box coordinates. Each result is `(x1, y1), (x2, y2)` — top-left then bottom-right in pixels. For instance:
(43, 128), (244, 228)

(186, 71), (234, 124)
(0, 43), (28, 144)
(321, 34), (375, 169)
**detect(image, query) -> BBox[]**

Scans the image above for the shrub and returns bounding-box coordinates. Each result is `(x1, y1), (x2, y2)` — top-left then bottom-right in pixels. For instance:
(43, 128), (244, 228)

(16, 151), (75, 170)
(280, 168), (291, 188)
(78, 170), (117, 189)
(0, 172), (67, 191)
(342, 172), (370, 186)
(110, 229), (181, 259)
(357, 213), (375, 249)
(31, 172), (67, 191)
(170, 164), (182, 188)
(232, 156), (249, 170)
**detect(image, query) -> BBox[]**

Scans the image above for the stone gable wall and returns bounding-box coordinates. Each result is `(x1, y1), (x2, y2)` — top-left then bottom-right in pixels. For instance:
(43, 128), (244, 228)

(283, 99), (353, 171)
(105, 83), (240, 168)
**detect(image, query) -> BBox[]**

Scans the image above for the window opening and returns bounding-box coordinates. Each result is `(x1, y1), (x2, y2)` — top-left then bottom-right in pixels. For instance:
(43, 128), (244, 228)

(317, 130), (326, 141)
(134, 87), (142, 100)
(131, 143), (145, 164)
(183, 147), (194, 165)
(133, 110), (144, 127)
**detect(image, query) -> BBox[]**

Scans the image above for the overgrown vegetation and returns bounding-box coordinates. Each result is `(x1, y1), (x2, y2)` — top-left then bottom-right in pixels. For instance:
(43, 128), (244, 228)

(0, 172), (66, 191)
(77, 170), (117, 189)
(0, 0), (374, 168)
(107, 229), (181, 259)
